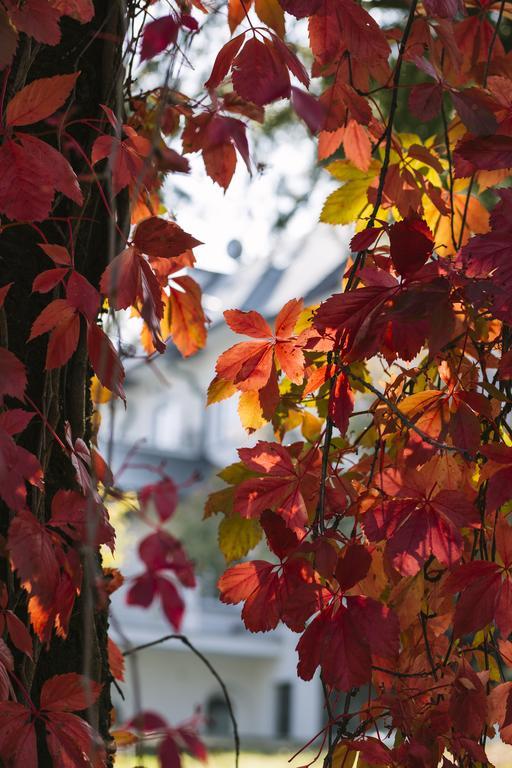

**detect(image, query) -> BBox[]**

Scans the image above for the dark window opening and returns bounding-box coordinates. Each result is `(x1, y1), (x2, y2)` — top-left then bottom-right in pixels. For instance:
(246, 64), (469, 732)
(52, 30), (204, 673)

(206, 694), (231, 736)
(275, 682), (291, 738)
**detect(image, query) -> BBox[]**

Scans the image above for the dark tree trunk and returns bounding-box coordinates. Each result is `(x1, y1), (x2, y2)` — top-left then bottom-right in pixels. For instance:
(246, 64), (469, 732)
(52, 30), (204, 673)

(0, 3), (127, 764)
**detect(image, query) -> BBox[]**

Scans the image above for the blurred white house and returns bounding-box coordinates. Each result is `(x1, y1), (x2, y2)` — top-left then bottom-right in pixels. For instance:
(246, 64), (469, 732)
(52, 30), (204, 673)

(105, 222), (349, 746)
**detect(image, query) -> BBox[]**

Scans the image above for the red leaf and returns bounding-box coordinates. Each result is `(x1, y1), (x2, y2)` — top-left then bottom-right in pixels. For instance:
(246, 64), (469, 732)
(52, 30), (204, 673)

(50, 489), (115, 549)
(45, 710), (105, 766)
(218, 560), (281, 632)
(449, 661), (487, 740)
(46, 311), (80, 369)
(451, 87), (497, 136)
(5, 613), (33, 658)
(4, 0), (61, 45)
(234, 441), (318, 530)
(0, 9), (18, 71)
(87, 322), (126, 401)
(41, 673), (101, 712)
(139, 477), (179, 522)
(6, 72), (79, 127)
(224, 309), (273, 338)
(328, 373), (354, 435)
(335, 543), (372, 591)
(8, 509), (60, 604)
(108, 637), (125, 681)
(424, 0), (465, 17)
(38, 243), (73, 266)
(454, 134), (512, 173)
(135, 217), (202, 260)
(92, 127), (151, 196)
(205, 33), (246, 90)
(297, 597), (398, 690)
(0, 432), (43, 511)
(0, 702), (37, 767)
(159, 734), (182, 768)
(0, 134), (82, 221)
(290, 86), (326, 133)
(32, 267), (69, 293)
(157, 576), (186, 630)
(0, 409), (34, 436)
(408, 82), (443, 121)
(140, 15), (179, 61)
(50, 0), (94, 22)
(66, 271), (100, 321)
(100, 246), (141, 310)
(0, 348), (26, 400)
(350, 227), (382, 253)
(388, 216), (434, 277)
(232, 37), (290, 107)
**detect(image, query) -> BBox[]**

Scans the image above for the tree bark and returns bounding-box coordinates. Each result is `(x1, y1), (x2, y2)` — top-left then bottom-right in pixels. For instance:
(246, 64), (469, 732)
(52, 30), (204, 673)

(1, 3), (127, 764)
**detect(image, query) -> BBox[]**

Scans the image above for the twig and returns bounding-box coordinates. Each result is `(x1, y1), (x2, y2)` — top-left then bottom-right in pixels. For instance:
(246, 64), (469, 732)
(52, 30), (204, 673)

(124, 633), (240, 768)
(342, 367), (475, 459)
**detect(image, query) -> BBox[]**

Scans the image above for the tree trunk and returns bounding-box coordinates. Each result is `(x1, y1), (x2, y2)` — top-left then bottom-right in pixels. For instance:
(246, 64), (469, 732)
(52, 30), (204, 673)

(1, 3), (127, 764)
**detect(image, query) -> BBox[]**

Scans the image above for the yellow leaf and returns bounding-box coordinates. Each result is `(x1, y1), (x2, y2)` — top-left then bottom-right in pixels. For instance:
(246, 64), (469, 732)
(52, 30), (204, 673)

(207, 376), (237, 405)
(389, 574), (424, 631)
(301, 410), (323, 441)
(321, 160), (380, 225)
(294, 305), (316, 334)
(331, 744), (358, 768)
(90, 374), (112, 404)
(255, 0), (285, 36)
(326, 158), (380, 182)
(218, 462), (254, 484)
(112, 729), (138, 747)
(400, 389), (443, 418)
(423, 190), (489, 255)
(218, 515), (263, 562)
(204, 487), (234, 519)
(238, 390), (267, 432)
(320, 182), (373, 225)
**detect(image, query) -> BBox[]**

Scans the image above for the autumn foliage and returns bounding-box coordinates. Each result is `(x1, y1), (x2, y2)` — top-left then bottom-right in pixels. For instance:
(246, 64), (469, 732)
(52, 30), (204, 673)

(1, 0), (512, 766)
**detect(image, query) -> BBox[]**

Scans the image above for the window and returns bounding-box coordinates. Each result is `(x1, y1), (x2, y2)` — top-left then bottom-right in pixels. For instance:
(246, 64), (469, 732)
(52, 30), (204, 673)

(275, 682), (291, 738)
(206, 694), (231, 736)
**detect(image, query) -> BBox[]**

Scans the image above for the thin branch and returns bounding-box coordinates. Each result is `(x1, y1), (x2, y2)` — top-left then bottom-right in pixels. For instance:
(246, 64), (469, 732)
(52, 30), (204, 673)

(124, 634), (240, 768)
(343, 367), (475, 459)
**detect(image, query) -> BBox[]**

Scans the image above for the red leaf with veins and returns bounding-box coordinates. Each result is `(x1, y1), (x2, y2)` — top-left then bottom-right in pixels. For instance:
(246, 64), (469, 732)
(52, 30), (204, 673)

(444, 519), (512, 637)
(92, 126), (151, 196)
(454, 134), (512, 173)
(0, 431), (43, 511)
(134, 217), (202, 259)
(66, 271), (99, 321)
(217, 299), (304, 391)
(40, 673), (101, 712)
(0, 134), (82, 221)
(87, 322), (126, 401)
(0, 348), (26, 401)
(364, 462), (479, 575)
(4, 0), (61, 44)
(234, 441), (319, 530)
(5, 72), (79, 127)
(50, 0), (94, 22)
(329, 373), (354, 435)
(139, 477), (179, 522)
(205, 33), (245, 90)
(232, 37), (291, 107)
(388, 216), (434, 278)
(140, 15), (179, 61)
(297, 596), (398, 690)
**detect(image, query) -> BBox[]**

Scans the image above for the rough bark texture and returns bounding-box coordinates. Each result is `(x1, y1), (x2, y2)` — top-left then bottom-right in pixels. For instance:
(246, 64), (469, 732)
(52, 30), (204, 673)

(0, 3), (127, 764)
